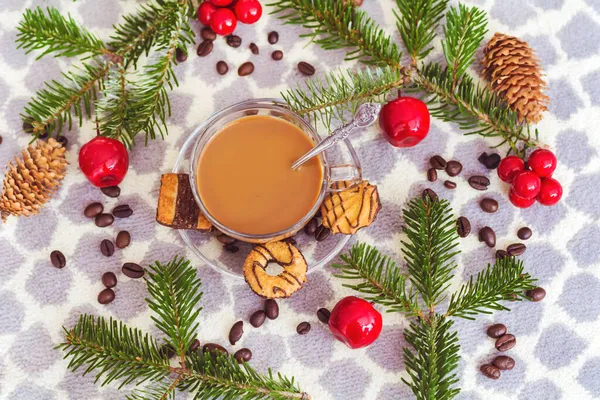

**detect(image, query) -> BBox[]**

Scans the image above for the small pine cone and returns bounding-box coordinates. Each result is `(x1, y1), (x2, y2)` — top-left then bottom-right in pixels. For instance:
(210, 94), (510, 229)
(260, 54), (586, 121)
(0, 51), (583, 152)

(482, 33), (549, 124)
(0, 138), (68, 222)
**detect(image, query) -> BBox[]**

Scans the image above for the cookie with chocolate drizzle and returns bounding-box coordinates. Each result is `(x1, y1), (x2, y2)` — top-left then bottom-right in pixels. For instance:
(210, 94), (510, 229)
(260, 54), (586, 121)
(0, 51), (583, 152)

(243, 241), (307, 298)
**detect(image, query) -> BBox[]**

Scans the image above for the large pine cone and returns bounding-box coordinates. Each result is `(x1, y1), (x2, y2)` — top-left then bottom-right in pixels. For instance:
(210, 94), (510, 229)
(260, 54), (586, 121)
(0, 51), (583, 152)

(0, 138), (67, 221)
(482, 33), (549, 124)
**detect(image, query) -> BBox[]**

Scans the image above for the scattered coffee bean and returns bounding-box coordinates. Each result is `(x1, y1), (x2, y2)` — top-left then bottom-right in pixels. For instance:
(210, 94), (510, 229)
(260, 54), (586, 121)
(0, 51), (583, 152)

(265, 299), (279, 320)
(478, 152), (488, 165)
(217, 234), (237, 245)
(479, 226), (496, 247)
(122, 262), (144, 279)
(224, 244), (239, 253)
(116, 231), (131, 249)
(480, 364), (501, 380)
(445, 160), (463, 177)
(203, 343), (228, 355)
(0, 135), (3, 145)
(98, 288), (115, 304)
(226, 35), (242, 48)
(201, 27), (217, 41)
(495, 334), (516, 352)
(297, 321), (311, 335)
(100, 239), (115, 256)
(216, 61), (229, 75)
(175, 48), (187, 63)
(95, 213), (114, 227)
(427, 168), (437, 182)
(484, 153), (501, 169)
(249, 42), (259, 55)
(229, 321), (244, 345)
(526, 287), (546, 302)
(161, 345), (176, 359)
(112, 204), (133, 218)
(468, 175), (490, 190)
(422, 188), (438, 202)
(444, 180), (457, 189)
(84, 202), (103, 218)
(250, 310), (267, 328)
(456, 216), (471, 238)
(507, 243), (526, 256)
(234, 348), (252, 363)
(101, 185), (120, 198)
(517, 227), (532, 240)
(23, 121), (34, 133)
(268, 31), (279, 44)
(317, 308), (331, 324)
(50, 250), (66, 268)
(297, 61), (315, 76)
(492, 355), (515, 370)
(486, 323), (507, 338)
(56, 136), (68, 147)
(189, 338), (200, 352)
(315, 225), (331, 241)
(304, 218), (319, 235)
(496, 249), (508, 260)
(480, 198), (499, 213)
(238, 61), (255, 76)
(102, 271), (117, 288)
(271, 50), (283, 60)
(197, 40), (213, 57)
(430, 155), (446, 170)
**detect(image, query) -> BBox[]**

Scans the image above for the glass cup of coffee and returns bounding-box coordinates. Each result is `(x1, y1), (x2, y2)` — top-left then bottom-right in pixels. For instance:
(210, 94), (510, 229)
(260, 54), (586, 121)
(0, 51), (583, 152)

(189, 98), (362, 243)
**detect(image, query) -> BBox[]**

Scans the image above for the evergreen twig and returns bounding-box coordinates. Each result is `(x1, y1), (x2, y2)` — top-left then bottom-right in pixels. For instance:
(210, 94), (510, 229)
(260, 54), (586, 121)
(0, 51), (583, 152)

(97, 65), (135, 145)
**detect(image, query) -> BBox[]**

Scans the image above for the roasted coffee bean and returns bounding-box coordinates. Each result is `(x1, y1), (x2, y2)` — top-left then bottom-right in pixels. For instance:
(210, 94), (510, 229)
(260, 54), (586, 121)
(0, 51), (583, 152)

(224, 244), (239, 253)
(175, 48), (187, 63)
(189, 338), (200, 352)
(100, 239), (115, 256)
(238, 61), (255, 76)
(479, 226), (496, 247)
(484, 153), (501, 169)
(427, 168), (437, 182)
(495, 334), (516, 351)
(478, 152), (488, 165)
(445, 160), (463, 177)
(496, 249), (508, 260)
(203, 343), (228, 355)
(507, 243), (526, 256)
(317, 308), (331, 324)
(217, 234), (237, 245)
(234, 348), (252, 364)
(480, 198), (499, 213)
(265, 299), (279, 320)
(492, 355), (515, 370)
(84, 202), (103, 218)
(250, 310), (267, 328)
(430, 155), (447, 170)
(456, 216), (471, 238)
(249, 42), (259, 54)
(101, 185), (120, 198)
(298, 61), (315, 76)
(122, 262), (144, 279)
(116, 231), (131, 249)
(50, 250), (66, 268)
(468, 175), (490, 190)
(201, 27), (217, 41)
(226, 35), (242, 48)
(95, 213), (114, 227)
(526, 287), (546, 302)
(486, 323), (507, 338)
(297, 321), (311, 335)
(102, 271), (117, 288)
(112, 204), (133, 218)
(161, 345), (176, 359)
(197, 40), (213, 57)
(268, 31), (279, 44)
(98, 288), (115, 304)
(517, 227), (532, 240)
(304, 218), (319, 235)
(315, 225), (331, 241)
(480, 364), (501, 380)
(56, 136), (68, 147)
(422, 188), (438, 202)
(23, 121), (34, 133)
(442, 181), (456, 190)
(229, 321), (244, 345)
(216, 61), (229, 75)
(271, 50), (283, 60)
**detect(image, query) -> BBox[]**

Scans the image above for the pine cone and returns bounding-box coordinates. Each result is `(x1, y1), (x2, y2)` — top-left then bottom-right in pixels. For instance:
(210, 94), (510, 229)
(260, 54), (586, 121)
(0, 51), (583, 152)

(0, 138), (68, 221)
(482, 33), (549, 124)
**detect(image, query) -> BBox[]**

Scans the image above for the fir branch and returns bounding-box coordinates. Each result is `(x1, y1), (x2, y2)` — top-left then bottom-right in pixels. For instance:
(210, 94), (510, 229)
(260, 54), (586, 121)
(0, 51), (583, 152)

(16, 7), (107, 59)
(441, 4), (487, 86)
(446, 256), (536, 320)
(403, 315), (460, 400)
(127, 378), (179, 400)
(401, 198), (460, 311)
(395, 0), (449, 65)
(332, 243), (423, 317)
(269, 0), (405, 71)
(97, 65), (136, 146)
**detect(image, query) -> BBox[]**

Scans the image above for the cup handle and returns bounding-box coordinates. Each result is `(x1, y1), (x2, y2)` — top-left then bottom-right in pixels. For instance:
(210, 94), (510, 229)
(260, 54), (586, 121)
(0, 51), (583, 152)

(328, 164), (363, 192)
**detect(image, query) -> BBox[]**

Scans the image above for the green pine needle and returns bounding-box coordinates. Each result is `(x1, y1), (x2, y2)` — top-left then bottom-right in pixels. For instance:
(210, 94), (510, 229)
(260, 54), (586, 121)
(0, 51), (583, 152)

(97, 65), (136, 146)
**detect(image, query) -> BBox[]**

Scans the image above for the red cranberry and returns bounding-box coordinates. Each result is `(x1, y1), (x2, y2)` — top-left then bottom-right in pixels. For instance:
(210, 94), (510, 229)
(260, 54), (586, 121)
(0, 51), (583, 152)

(210, 0), (234, 6)
(509, 188), (536, 208)
(497, 155), (525, 183)
(210, 8), (237, 36)
(511, 170), (541, 199)
(537, 177), (563, 206)
(528, 148), (557, 178)
(234, 0), (262, 24)
(197, 1), (218, 25)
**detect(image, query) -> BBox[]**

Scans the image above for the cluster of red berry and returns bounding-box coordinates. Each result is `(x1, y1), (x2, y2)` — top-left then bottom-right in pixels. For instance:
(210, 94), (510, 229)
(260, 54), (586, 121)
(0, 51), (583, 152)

(197, 0), (262, 36)
(498, 149), (562, 208)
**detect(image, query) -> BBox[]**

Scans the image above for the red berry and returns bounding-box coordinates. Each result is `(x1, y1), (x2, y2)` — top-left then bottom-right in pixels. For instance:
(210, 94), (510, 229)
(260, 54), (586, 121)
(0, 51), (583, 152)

(511, 171), (542, 199)
(528, 149), (557, 178)
(210, 8), (237, 36)
(328, 296), (383, 349)
(509, 188), (536, 208)
(210, 0), (234, 6)
(197, 1), (218, 25)
(537, 177), (563, 206)
(378, 97), (430, 148)
(234, 0), (262, 24)
(497, 156), (525, 183)
(79, 136), (129, 188)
